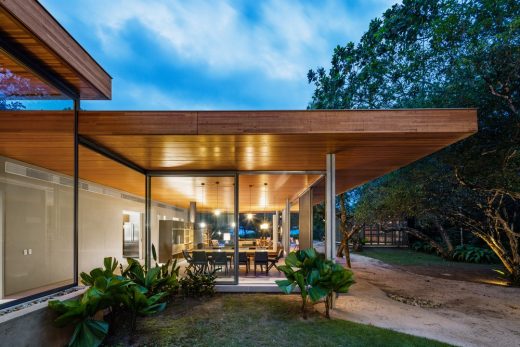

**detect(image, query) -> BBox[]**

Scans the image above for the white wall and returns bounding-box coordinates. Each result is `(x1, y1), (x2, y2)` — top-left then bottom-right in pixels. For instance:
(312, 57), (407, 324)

(0, 156), (188, 299)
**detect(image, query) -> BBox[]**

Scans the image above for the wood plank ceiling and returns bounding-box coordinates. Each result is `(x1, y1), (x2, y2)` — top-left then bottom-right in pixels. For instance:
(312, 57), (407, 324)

(0, 109), (477, 211)
(0, 1), (111, 99)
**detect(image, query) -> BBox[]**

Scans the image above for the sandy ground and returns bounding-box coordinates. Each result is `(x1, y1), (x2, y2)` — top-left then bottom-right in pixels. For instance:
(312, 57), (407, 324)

(329, 254), (520, 347)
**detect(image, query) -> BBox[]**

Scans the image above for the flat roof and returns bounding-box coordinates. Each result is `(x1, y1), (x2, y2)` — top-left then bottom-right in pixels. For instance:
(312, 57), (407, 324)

(0, 0), (111, 99)
(0, 109), (477, 210)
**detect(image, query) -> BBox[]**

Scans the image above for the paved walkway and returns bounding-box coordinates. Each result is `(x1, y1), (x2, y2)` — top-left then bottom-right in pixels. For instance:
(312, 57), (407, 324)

(328, 254), (520, 347)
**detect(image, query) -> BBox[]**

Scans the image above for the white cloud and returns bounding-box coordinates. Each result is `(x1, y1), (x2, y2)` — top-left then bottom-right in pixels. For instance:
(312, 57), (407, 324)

(52, 0), (367, 81)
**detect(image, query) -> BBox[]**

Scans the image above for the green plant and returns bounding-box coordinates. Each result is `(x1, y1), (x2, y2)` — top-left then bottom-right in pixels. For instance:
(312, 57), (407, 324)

(276, 248), (355, 319)
(49, 256), (170, 347)
(179, 268), (217, 297)
(120, 244), (180, 296)
(411, 241), (436, 254)
(452, 245), (498, 264)
(49, 258), (131, 347)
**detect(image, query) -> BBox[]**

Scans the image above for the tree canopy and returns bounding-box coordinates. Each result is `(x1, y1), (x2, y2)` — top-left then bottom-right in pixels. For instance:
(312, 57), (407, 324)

(308, 0), (519, 283)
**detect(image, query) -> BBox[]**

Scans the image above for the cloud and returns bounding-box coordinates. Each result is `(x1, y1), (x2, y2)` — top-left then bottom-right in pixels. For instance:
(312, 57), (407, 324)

(41, 0), (399, 109)
(52, 0), (367, 81)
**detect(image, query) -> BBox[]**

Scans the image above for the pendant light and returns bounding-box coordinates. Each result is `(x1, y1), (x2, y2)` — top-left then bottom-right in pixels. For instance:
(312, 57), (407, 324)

(247, 184), (254, 220)
(199, 183), (206, 228)
(214, 181), (221, 216)
(260, 182), (269, 230)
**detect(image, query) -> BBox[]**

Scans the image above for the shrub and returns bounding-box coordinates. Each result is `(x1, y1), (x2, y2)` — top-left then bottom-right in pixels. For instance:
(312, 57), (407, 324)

(179, 269), (217, 298)
(276, 248), (355, 319)
(49, 256), (169, 347)
(452, 244), (498, 264)
(411, 241), (436, 253)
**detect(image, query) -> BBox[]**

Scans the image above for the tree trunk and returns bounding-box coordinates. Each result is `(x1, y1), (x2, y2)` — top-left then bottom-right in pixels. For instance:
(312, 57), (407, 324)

(325, 293), (332, 319)
(387, 226), (450, 258)
(435, 219), (454, 254)
(301, 296), (308, 319)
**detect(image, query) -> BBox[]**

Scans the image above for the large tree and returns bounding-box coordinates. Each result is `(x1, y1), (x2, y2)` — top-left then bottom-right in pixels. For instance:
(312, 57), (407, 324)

(308, 0), (519, 283)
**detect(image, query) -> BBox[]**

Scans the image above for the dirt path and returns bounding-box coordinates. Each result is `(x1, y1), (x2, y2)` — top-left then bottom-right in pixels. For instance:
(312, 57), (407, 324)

(329, 254), (520, 347)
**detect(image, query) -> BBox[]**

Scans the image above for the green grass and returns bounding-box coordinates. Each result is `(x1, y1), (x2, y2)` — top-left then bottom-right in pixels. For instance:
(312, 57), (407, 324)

(361, 247), (450, 266)
(107, 294), (451, 347)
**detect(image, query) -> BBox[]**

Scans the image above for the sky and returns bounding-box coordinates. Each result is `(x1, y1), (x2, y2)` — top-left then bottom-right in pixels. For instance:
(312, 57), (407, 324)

(40, 0), (398, 111)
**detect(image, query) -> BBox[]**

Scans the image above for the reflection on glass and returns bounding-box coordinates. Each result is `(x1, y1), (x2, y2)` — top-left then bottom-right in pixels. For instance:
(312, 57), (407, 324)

(151, 176), (236, 282)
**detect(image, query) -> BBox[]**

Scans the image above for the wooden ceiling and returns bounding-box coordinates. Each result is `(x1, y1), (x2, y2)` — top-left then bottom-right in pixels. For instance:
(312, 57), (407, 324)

(151, 174), (321, 212)
(0, 1), (111, 99)
(0, 109), (477, 211)
(0, 52), (64, 98)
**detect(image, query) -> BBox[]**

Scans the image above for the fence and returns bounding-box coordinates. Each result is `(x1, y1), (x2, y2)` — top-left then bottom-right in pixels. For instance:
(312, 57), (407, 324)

(360, 224), (408, 247)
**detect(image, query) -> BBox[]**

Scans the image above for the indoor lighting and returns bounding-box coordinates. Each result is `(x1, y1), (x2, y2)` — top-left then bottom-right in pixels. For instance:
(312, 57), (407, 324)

(231, 222), (236, 228)
(199, 183), (206, 229)
(260, 222), (269, 230)
(247, 184), (254, 221)
(214, 181), (220, 216)
(223, 233), (231, 241)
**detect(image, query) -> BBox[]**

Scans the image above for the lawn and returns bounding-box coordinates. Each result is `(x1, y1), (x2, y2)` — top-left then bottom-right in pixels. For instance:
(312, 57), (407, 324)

(359, 247), (506, 285)
(360, 247), (449, 266)
(106, 294), (451, 347)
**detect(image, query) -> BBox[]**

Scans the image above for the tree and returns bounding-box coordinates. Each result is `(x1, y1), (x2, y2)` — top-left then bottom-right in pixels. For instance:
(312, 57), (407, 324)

(336, 192), (363, 267)
(308, 0), (519, 283)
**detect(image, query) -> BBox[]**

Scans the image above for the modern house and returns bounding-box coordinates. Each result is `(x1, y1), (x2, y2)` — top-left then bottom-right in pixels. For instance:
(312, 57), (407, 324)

(0, 0), (477, 310)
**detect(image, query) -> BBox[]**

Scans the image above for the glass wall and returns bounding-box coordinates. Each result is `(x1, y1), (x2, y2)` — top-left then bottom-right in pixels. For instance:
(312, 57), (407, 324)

(0, 55), (74, 305)
(78, 145), (146, 274)
(151, 176), (237, 283)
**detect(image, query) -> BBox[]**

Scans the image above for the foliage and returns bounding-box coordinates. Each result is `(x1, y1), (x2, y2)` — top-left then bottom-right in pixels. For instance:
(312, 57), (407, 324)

(411, 241), (437, 254)
(308, 0), (520, 283)
(452, 244), (498, 264)
(49, 256), (169, 347)
(276, 248), (355, 319)
(179, 268), (217, 298)
(120, 245), (180, 297)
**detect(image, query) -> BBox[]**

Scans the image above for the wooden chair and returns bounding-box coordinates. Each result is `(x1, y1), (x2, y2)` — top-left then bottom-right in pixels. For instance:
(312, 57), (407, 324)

(182, 249), (194, 270)
(267, 248), (284, 272)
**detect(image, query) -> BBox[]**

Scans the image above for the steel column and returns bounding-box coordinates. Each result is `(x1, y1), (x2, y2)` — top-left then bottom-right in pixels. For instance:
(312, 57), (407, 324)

(325, 153), (336, 260)
(73, 99), (80, 284)
(145, 175), (151, 269)
(234, 172), (239, 284)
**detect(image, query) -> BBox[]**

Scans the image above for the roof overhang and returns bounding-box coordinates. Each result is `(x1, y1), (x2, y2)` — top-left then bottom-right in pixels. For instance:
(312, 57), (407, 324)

(0, 109), (477, 210)
(0, 0), (111, 99)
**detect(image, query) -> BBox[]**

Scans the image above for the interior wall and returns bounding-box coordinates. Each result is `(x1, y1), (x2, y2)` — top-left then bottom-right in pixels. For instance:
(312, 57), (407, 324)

(0, 157), (73, 297)
(78, 190), (144, 274)
(0, 155), (189, 299)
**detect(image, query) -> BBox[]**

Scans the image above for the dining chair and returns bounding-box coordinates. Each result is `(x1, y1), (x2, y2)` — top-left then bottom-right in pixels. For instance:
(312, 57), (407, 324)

(238, 252), (250, 275)
(212, 251), (229, 276)
(254, 251), (269, 276)
(182, 249), (194, 270)
(192, 251), (209, 274)
(267, 248), (284, 272)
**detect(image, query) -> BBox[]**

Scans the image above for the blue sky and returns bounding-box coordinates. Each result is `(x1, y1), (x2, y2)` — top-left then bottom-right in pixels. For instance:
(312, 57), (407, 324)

(41, 0), (397, 110)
